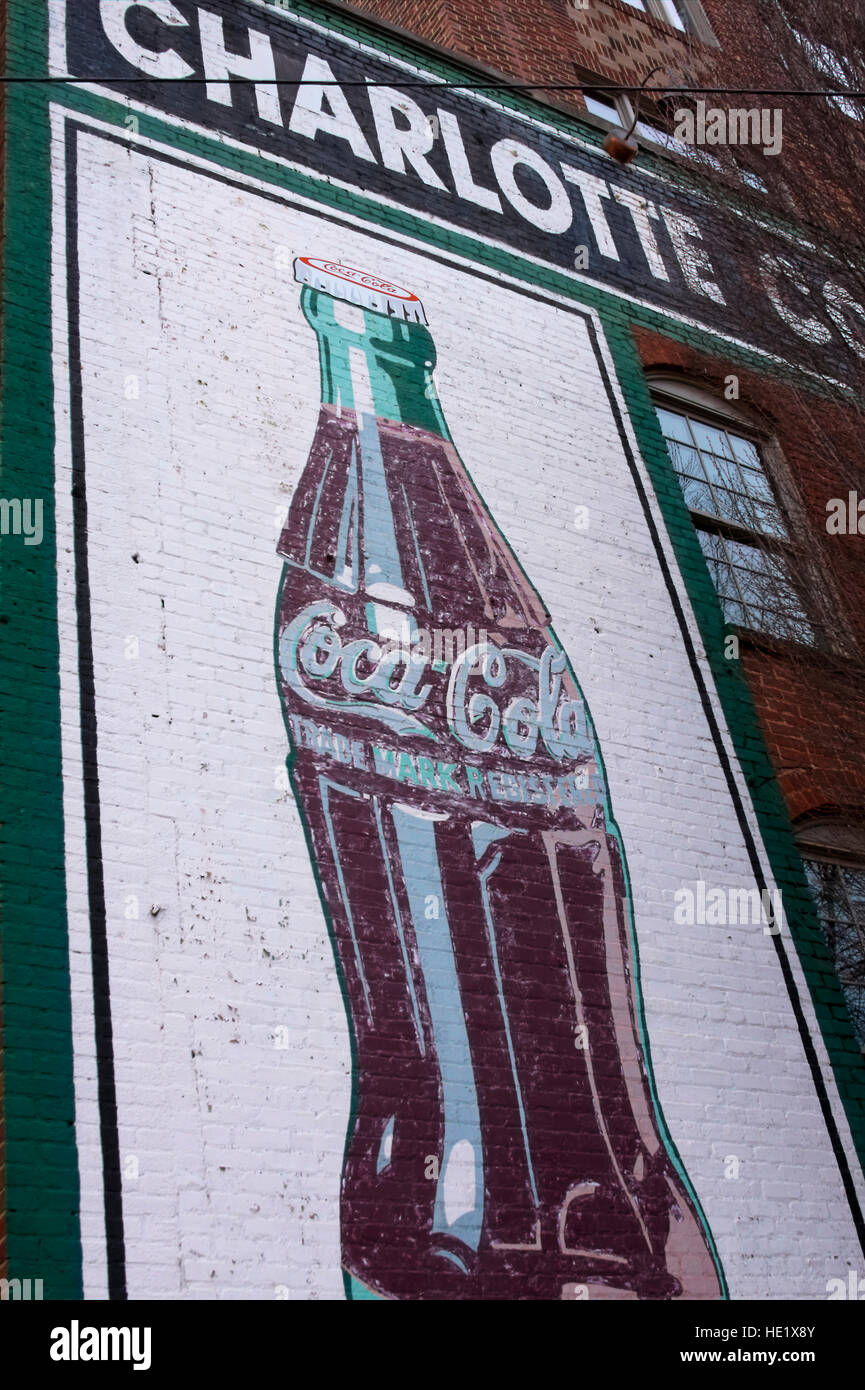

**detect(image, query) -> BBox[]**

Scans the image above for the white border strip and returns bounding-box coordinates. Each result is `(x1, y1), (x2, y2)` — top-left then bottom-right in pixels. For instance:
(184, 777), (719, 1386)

(49, 100), (111, 1300)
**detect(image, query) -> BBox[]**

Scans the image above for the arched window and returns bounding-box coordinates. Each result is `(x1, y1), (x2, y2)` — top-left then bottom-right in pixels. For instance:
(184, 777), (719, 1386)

(650, 375), (827, 647)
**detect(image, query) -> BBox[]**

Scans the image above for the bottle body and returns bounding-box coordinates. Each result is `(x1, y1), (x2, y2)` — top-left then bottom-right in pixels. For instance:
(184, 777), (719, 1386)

(275, 266), (723, 1300)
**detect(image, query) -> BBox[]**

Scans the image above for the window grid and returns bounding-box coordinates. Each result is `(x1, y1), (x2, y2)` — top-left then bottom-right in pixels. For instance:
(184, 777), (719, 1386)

(803, 859), (865, 1048)
(585, 88), (719, 165)
(657, 0), (688, 31)
(655, 404), (819, 645)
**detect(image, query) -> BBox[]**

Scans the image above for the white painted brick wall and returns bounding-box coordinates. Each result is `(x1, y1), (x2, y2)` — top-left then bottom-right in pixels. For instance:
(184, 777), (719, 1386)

(49, 119), (864, 1300)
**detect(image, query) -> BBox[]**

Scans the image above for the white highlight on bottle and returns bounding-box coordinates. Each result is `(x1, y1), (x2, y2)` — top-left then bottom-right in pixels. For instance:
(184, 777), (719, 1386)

(334, 299), (367, 333)
(348, 346), (375, 414)
(442, 1140), (477, 1225)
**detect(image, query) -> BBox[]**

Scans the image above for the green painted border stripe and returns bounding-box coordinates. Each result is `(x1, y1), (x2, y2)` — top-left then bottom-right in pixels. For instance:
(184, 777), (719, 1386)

(602, 318), (865, 1173)
(0, 0), (83, 1297)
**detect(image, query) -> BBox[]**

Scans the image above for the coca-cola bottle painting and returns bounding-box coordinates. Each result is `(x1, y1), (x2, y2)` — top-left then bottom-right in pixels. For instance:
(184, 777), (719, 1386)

(275, 257), (725, 1301)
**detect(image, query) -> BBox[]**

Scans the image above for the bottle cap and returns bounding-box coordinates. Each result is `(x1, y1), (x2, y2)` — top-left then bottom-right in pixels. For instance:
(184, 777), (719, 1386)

(294, 257), (428, 324)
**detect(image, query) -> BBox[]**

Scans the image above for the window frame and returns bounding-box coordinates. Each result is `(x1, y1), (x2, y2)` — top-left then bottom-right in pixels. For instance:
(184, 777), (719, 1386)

(581, 83), (721, 164)
(799, 837), (865, 1054)
(650, 377), (845, 654)
(653, 0), (687, 31)
(578, 80), (763, 185)
(617, 0), (717, 44)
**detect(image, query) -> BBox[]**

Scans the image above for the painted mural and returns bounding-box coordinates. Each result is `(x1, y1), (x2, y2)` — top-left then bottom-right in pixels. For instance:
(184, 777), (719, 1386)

(274, 258), (725, 1300)
(1, 0), (859, 1303)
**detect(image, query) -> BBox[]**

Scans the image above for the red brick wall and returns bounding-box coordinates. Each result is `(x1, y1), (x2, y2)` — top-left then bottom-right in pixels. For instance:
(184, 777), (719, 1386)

(349, 0), (460, 54)
(348, 0), (695, 114)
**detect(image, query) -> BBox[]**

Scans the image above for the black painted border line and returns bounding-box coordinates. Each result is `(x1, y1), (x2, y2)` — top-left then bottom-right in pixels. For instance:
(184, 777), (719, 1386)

(65, 120), (127, 1302)
(63, 114), (865, 1293)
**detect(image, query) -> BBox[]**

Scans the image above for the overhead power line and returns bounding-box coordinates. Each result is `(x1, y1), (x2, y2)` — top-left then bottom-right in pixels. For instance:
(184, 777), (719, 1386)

(1, 75), (864, 98)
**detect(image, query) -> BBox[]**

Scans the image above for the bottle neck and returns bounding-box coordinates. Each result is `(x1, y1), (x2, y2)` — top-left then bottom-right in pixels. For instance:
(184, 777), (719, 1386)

(301, 287), (450, 438)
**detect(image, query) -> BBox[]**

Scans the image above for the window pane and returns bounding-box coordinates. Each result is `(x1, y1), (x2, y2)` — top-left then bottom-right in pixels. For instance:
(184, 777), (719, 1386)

(711, 485), (787, 537)
(700, 449), (742, 493)
(666, 440), (703, 476)
(696, 531), (741, 620)
(804, 860), (865, 1046)
(726, 534), (799, 597)
(679, 474), (715, 513)
(843, 868), (865, 911)
(698, 531), (816, 642)
(633, 121), (721, 168)
(584, 92), (621, 124)
(696, 529), (728, 568)
(656, 405), (787, 535)
(660, 0), (688, 30)
(656, 408), (693, 444)
(721, 599), (747, 627)
(735, 459), (775, 502)
(729, 434), (761, 470)
(836, 920), (865, 975)
(689, 419), (730, 457)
